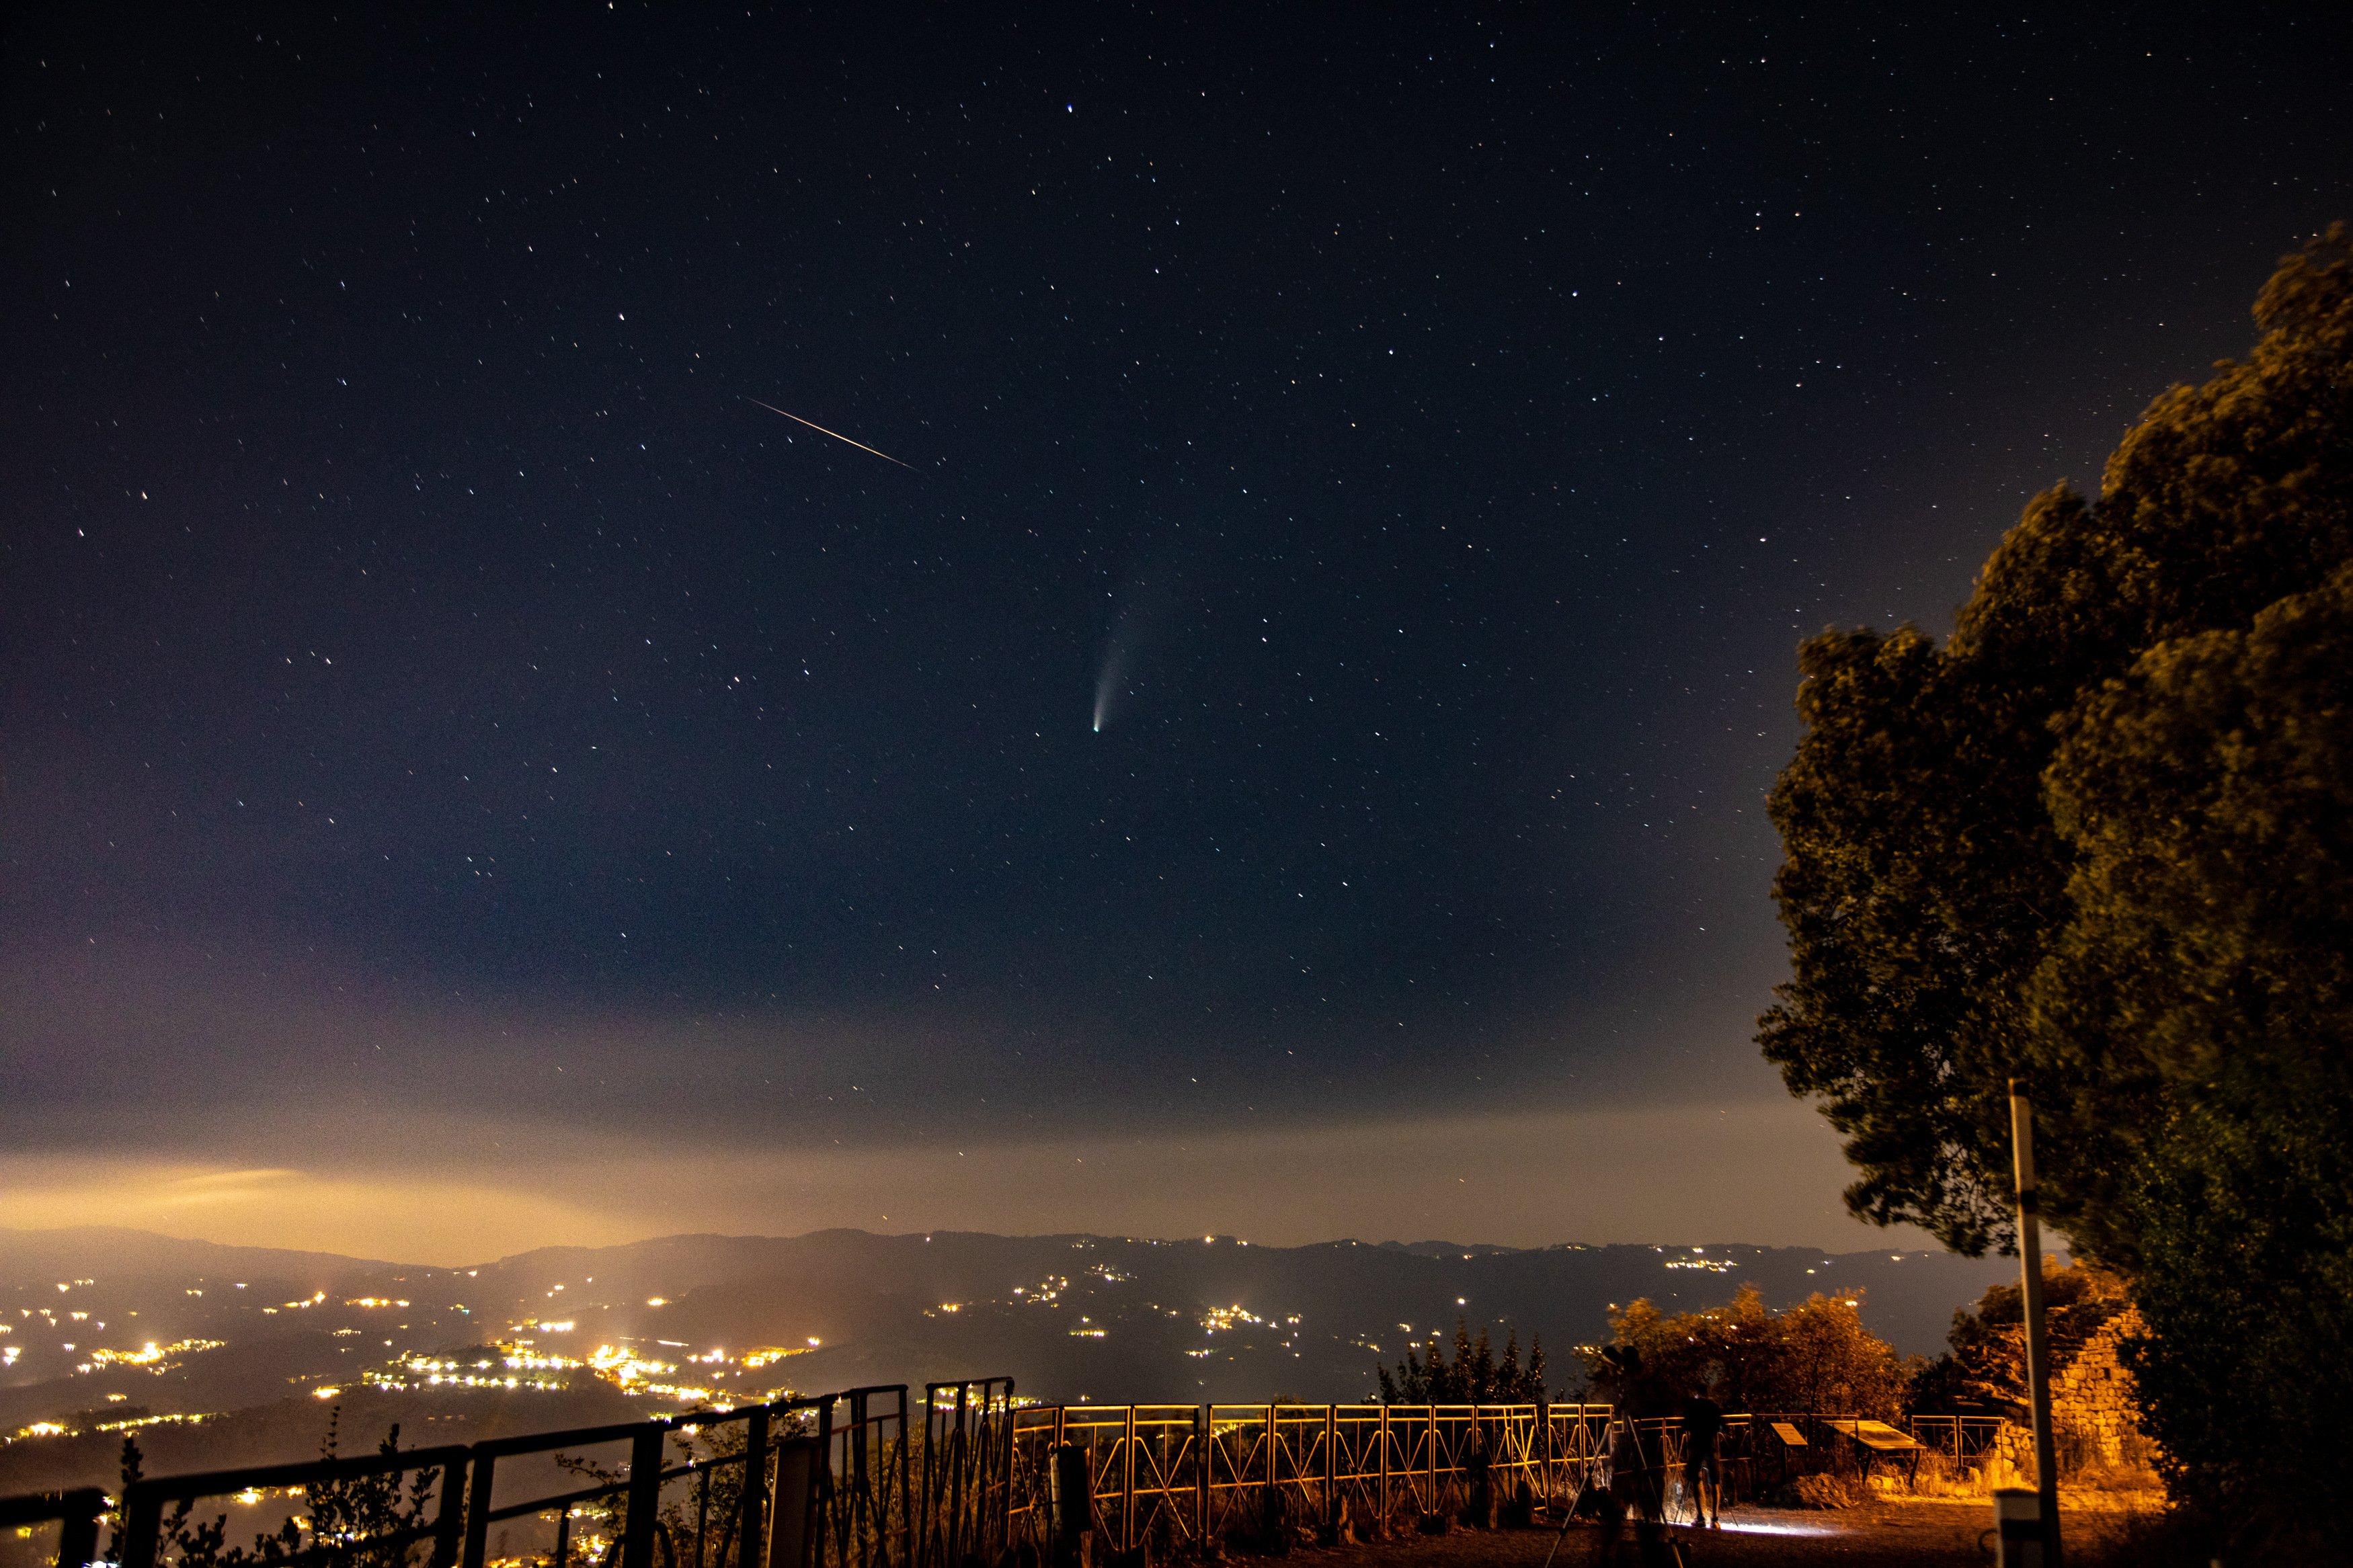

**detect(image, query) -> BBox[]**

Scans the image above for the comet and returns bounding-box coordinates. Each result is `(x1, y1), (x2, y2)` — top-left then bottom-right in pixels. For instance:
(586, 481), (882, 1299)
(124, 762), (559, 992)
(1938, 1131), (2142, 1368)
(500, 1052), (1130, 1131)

(747, 399), (915, 470)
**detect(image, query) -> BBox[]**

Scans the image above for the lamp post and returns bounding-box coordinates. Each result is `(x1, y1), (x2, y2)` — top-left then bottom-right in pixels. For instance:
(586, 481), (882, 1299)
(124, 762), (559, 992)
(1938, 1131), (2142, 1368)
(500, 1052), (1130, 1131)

(2009, 1079), (2061, 1567)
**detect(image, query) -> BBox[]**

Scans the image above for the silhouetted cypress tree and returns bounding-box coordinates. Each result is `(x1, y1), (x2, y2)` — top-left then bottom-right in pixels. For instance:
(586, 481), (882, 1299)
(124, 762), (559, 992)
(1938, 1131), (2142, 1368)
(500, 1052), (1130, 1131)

(1379, 1317), (1551, 1403)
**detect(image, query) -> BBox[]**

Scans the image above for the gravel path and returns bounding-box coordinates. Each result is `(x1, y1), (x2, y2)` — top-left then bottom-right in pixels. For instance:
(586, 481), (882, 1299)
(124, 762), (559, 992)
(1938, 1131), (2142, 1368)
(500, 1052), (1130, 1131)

(1261, 1496), (2155, 1567)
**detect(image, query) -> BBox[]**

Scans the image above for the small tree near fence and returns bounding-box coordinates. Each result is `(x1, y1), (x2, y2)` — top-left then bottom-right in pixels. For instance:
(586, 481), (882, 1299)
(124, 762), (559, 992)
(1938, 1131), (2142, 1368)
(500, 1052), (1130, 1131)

(106, 1409), (441, 1568)
(1375, 1320), (1548, 1403)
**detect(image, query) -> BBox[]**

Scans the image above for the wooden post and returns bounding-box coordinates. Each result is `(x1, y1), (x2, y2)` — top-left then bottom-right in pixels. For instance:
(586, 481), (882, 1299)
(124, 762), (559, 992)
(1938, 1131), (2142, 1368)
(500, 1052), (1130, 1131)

(2011, 1081), (2063, 1568)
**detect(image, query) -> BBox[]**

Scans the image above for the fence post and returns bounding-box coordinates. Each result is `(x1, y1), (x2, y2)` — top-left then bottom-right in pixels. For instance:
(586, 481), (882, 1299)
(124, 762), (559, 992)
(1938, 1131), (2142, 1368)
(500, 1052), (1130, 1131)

(896, 1389), (914, 1568)
(461, 1450), (500, 1568)
(625, 1423), (667, 1568)
(854, 1391), (874, 1568)
(1377, 1405), (1389, 1530)
(771, 1437), (820, 1568)
(431, 1454), (471, 1568)
(742, 1407), (772, 1568)
(1322, 1407), (1336, 1537)
(946, 1385), (967, 1568)
(1264, 1405), (1277, 1531)
(998, 1388), (1017, 1563)
(1121, 1405), (1136, 1553)
(917, 1393), (934, 1568)
(116, 1486), (163, 1568)
(51, 1487), (102, 1568)
(1194, 1407), (1209, 1549)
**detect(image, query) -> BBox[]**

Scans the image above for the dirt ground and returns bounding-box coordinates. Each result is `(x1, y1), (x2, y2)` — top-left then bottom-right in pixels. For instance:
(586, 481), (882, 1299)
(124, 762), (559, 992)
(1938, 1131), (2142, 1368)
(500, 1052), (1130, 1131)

(1281, 1495), (2159, 1567)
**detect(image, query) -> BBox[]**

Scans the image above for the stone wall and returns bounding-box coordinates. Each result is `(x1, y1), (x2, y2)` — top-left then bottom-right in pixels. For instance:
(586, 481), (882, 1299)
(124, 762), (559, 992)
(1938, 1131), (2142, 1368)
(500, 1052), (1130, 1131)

(1987, 1304), (2159, 1479)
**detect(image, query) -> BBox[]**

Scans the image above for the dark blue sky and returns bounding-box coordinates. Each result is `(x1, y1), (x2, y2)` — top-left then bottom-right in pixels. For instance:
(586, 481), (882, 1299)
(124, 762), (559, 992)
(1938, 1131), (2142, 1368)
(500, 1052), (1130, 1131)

(5, 3), (2348, 1259)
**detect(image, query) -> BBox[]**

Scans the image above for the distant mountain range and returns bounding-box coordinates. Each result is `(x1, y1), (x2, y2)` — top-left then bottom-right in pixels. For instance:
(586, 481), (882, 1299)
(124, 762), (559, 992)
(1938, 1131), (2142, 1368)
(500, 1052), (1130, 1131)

(0, 1226), (2017, 1492)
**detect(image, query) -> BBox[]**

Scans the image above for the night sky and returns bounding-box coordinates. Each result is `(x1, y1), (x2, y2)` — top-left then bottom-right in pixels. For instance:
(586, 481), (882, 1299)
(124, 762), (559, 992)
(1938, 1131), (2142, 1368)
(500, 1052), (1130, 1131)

(7, 5), (2349, 1263)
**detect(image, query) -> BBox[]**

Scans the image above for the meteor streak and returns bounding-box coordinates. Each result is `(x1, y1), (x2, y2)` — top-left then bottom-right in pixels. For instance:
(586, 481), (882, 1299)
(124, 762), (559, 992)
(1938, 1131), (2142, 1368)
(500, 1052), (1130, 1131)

(748, 399), (915, 469)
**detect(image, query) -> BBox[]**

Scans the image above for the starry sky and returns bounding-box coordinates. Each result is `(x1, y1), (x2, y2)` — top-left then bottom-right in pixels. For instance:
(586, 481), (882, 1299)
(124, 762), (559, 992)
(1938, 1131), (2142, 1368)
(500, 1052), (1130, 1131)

(6, 4), (2349, 1264)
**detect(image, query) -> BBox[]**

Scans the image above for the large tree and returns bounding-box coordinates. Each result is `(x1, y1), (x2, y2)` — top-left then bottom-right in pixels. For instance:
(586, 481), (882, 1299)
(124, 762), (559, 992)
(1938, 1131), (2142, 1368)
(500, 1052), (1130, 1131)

(1760, 226), (2352, 1526)
(1595, 1284), (1907, 1422)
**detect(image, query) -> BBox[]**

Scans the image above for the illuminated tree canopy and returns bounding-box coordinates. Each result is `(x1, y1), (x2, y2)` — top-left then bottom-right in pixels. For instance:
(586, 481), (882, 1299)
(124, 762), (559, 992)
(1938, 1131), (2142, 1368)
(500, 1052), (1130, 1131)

(1760, 225), (2353, 1522)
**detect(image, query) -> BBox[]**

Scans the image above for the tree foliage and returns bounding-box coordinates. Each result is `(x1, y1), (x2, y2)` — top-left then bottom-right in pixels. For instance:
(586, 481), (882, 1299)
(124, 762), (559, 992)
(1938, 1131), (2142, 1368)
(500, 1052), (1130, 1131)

(1586, 1284), (1907, 1420)
(1375, 1319), (1548, 1403)
(1760, 224), (2353, 1522)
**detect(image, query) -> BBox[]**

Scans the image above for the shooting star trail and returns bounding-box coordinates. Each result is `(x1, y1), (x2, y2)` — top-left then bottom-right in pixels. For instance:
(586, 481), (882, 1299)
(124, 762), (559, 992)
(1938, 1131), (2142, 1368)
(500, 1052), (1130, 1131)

(748, 399), (916, 470)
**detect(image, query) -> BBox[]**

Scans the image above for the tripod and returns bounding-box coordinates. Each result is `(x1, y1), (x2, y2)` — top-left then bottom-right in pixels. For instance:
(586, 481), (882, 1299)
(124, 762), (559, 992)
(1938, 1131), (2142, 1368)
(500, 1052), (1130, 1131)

(1539, 1419), (1687, 1568)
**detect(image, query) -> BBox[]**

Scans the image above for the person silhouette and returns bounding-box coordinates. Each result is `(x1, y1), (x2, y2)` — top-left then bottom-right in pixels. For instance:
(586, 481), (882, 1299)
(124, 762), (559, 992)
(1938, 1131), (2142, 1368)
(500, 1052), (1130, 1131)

(1680, 1389), (1724, 1530)
(1590, 1346), (1679, 1565)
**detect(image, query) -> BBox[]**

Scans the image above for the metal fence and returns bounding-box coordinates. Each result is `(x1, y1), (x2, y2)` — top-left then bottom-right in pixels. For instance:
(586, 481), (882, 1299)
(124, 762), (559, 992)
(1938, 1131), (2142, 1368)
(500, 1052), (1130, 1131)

(1, 1490), (104, 1568)
(3, 1383), (994, 1568)
(5, 1389), (1934, 1568)
(1906, 1415), (2007, 1469)
(1001, 1403), (1627, 1555)
(916, 1380), (1015, 1568)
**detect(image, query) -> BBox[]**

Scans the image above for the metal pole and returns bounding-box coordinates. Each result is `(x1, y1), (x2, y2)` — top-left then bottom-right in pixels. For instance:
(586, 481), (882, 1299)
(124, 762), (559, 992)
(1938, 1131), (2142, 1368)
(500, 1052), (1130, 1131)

(1537, 1401), (1548, 1508)
(1195, 1407), (1209, 1549)
(117, 1487), (163, 1568)
(896, 1389), (914, 1568)
(2010, 1079), (2063, 1568)
(1427, 1405), (1436, 1518)
(53, 1488), (102, 1568)
(954, 1383), (971, 1568)
(430, 1454), (471, 1568)
(1266, 1404), (1278, 1526)
(462, 1450), (501, 1568)
(695, 1463), (713, 1568)
(1322, 1405), (1336, 1538)
(993, 1386), (1014, 1563)
(742, 1408), (771, 1568)
(1123, 1405), (1137, 1553)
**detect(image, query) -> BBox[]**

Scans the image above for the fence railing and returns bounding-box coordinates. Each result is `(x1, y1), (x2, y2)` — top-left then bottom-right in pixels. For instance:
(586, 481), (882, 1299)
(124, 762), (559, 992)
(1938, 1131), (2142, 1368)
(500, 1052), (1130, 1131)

(1906, 1415), (2007, 1467)
(118, 1442), (474, 1568)
(1001, 1403), (1626, 1555)
(4, 1382), (1004, 1568)
(916, 1380), (1014, 1568)
(1, 1489), (104, 1568)
(6, 1388), (1926, 1568)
